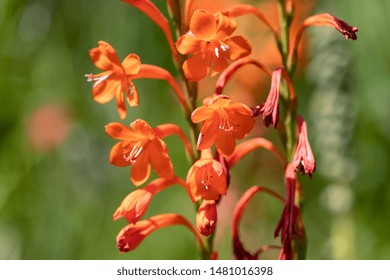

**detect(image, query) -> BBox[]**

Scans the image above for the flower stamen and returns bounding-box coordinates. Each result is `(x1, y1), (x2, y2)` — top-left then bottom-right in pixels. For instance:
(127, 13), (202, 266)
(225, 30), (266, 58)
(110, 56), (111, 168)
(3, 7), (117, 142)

(123, 143), (143, 163)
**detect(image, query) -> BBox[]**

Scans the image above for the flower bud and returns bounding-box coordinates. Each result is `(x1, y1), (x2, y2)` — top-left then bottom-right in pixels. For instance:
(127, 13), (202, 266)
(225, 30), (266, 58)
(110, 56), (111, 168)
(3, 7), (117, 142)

(196, 200), (217, 236)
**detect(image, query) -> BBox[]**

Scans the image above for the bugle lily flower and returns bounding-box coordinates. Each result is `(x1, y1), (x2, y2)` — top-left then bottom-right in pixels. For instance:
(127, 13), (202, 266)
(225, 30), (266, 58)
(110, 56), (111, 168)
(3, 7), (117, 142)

(105, 119), (174, 186)
(113, 177), (186, 224)
(176, 10), (252, 81)
(192, 95), (255, 156)
(86, 41), (188, 119)
(186, 149), (227, 201)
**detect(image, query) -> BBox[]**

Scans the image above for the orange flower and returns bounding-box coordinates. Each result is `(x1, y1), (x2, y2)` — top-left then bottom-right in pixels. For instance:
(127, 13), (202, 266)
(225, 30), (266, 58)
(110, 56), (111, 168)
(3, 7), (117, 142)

(105, 119), (174, 186)
(186, 149), (227, 201)
(113, 177), (186, 224)
(86, 41), (141, 120)
(191, 95), (255, 156)
(176, 10), (252, 81)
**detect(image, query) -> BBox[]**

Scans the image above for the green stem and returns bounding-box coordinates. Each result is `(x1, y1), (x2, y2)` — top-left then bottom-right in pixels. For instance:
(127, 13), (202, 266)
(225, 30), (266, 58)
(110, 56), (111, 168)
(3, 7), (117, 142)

(277, 0), (290, 68)
(277, 0), (306, 260)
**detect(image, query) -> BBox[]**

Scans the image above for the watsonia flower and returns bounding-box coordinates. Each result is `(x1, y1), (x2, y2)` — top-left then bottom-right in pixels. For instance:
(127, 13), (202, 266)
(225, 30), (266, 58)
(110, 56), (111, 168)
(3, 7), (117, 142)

(105, 119), (174, 186)
(191, 95), (254, 156)
(186, 149), (227, 201)
(176, 10), (251, 81)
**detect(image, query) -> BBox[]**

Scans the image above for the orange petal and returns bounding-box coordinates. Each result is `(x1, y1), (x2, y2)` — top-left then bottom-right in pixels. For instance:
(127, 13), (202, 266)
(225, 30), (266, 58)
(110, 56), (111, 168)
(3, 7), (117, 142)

(89, 41), (121, 71)
(130, 152), (151, 186)
(225, 36), (252, 61)
(126, 81), (139, 107)
(122, 53), (141, 75)
(211, 55), (229, 77)
(130, 119), (155, 137)
(92, 78), (118, 104)
(190, 10), (217, 40)
(183, 53), (211, 81)
(176, 34), (204, 55)
(197, 116), (219, 150)
(109, 141), (132, 167)
(216, 130), (236, 156)
(232, 113), (255, 139)
(113, 188), (153, 223)
(105, 122), (141, 140)
(208, 95), (231, 110)
(149, 139), (174, 179)
(216, 11), (237, 39)
(210, 161), (227, 195)
(191, 106), (214, 123)
(115, 90), (127, 120)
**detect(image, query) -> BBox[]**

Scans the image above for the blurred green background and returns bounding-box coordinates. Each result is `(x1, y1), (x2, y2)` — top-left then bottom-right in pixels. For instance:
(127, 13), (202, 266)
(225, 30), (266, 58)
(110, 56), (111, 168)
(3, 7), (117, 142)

(0, 0), (389, 259)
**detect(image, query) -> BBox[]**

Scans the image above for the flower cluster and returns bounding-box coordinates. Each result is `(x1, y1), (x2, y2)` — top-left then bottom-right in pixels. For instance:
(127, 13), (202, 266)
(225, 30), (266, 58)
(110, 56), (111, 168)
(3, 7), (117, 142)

(86, 0), (357, 259)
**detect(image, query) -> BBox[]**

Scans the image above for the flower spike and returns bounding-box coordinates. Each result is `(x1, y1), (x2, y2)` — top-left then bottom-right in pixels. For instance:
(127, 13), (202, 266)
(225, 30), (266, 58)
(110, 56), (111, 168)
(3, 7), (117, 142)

(176, 10), (252, 81)
(292, 115), (316, 177)
(192, 95), (255, 156)
(113, 177), (186, 224)
(116, 213), (204, 253)
(105, 119), (174, 186)
(122, 0), (179, 64)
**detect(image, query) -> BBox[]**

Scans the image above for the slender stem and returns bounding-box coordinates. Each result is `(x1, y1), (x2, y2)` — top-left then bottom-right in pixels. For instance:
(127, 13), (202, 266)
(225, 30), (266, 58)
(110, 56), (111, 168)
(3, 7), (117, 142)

(275, 0), (306, 260)
(277, 0), (290, 68)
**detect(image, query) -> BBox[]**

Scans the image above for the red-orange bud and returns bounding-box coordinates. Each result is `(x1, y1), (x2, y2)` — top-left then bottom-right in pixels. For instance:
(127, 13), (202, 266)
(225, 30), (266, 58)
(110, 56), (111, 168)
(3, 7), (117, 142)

(196, 200), (217, 236)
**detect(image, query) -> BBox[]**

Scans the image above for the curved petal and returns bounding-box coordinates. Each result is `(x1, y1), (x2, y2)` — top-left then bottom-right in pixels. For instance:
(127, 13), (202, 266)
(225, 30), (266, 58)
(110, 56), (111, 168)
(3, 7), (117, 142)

(92, 78), (118, 104)
(197, 115), (219, 150)
(225, 36), (252, 61)
(226, 103), (255, 139)
(89, 41), (121, 71)
(211, 55), (229, 76)
(122, 53), (141, 75)
(109, 141), (132, 167)
(211, 161), (227, 195)
(130, 152), (151, 186)
(115, 90), (127, 120)
(231, 113), (255, 139)
(126, 82), (139, 107)
(149, 139), (174, 179)
(130, 119), (155, 138)
(105, 122), (141, 140)
(209, 95), (231, 110)
(216, 12), (237, 39)
(176, 34), (204, 55)
(190, 10), (217, 40)
(191, 106), (214, 123)
(183, 52), (211, 81)
(216, 130), (236, 156)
